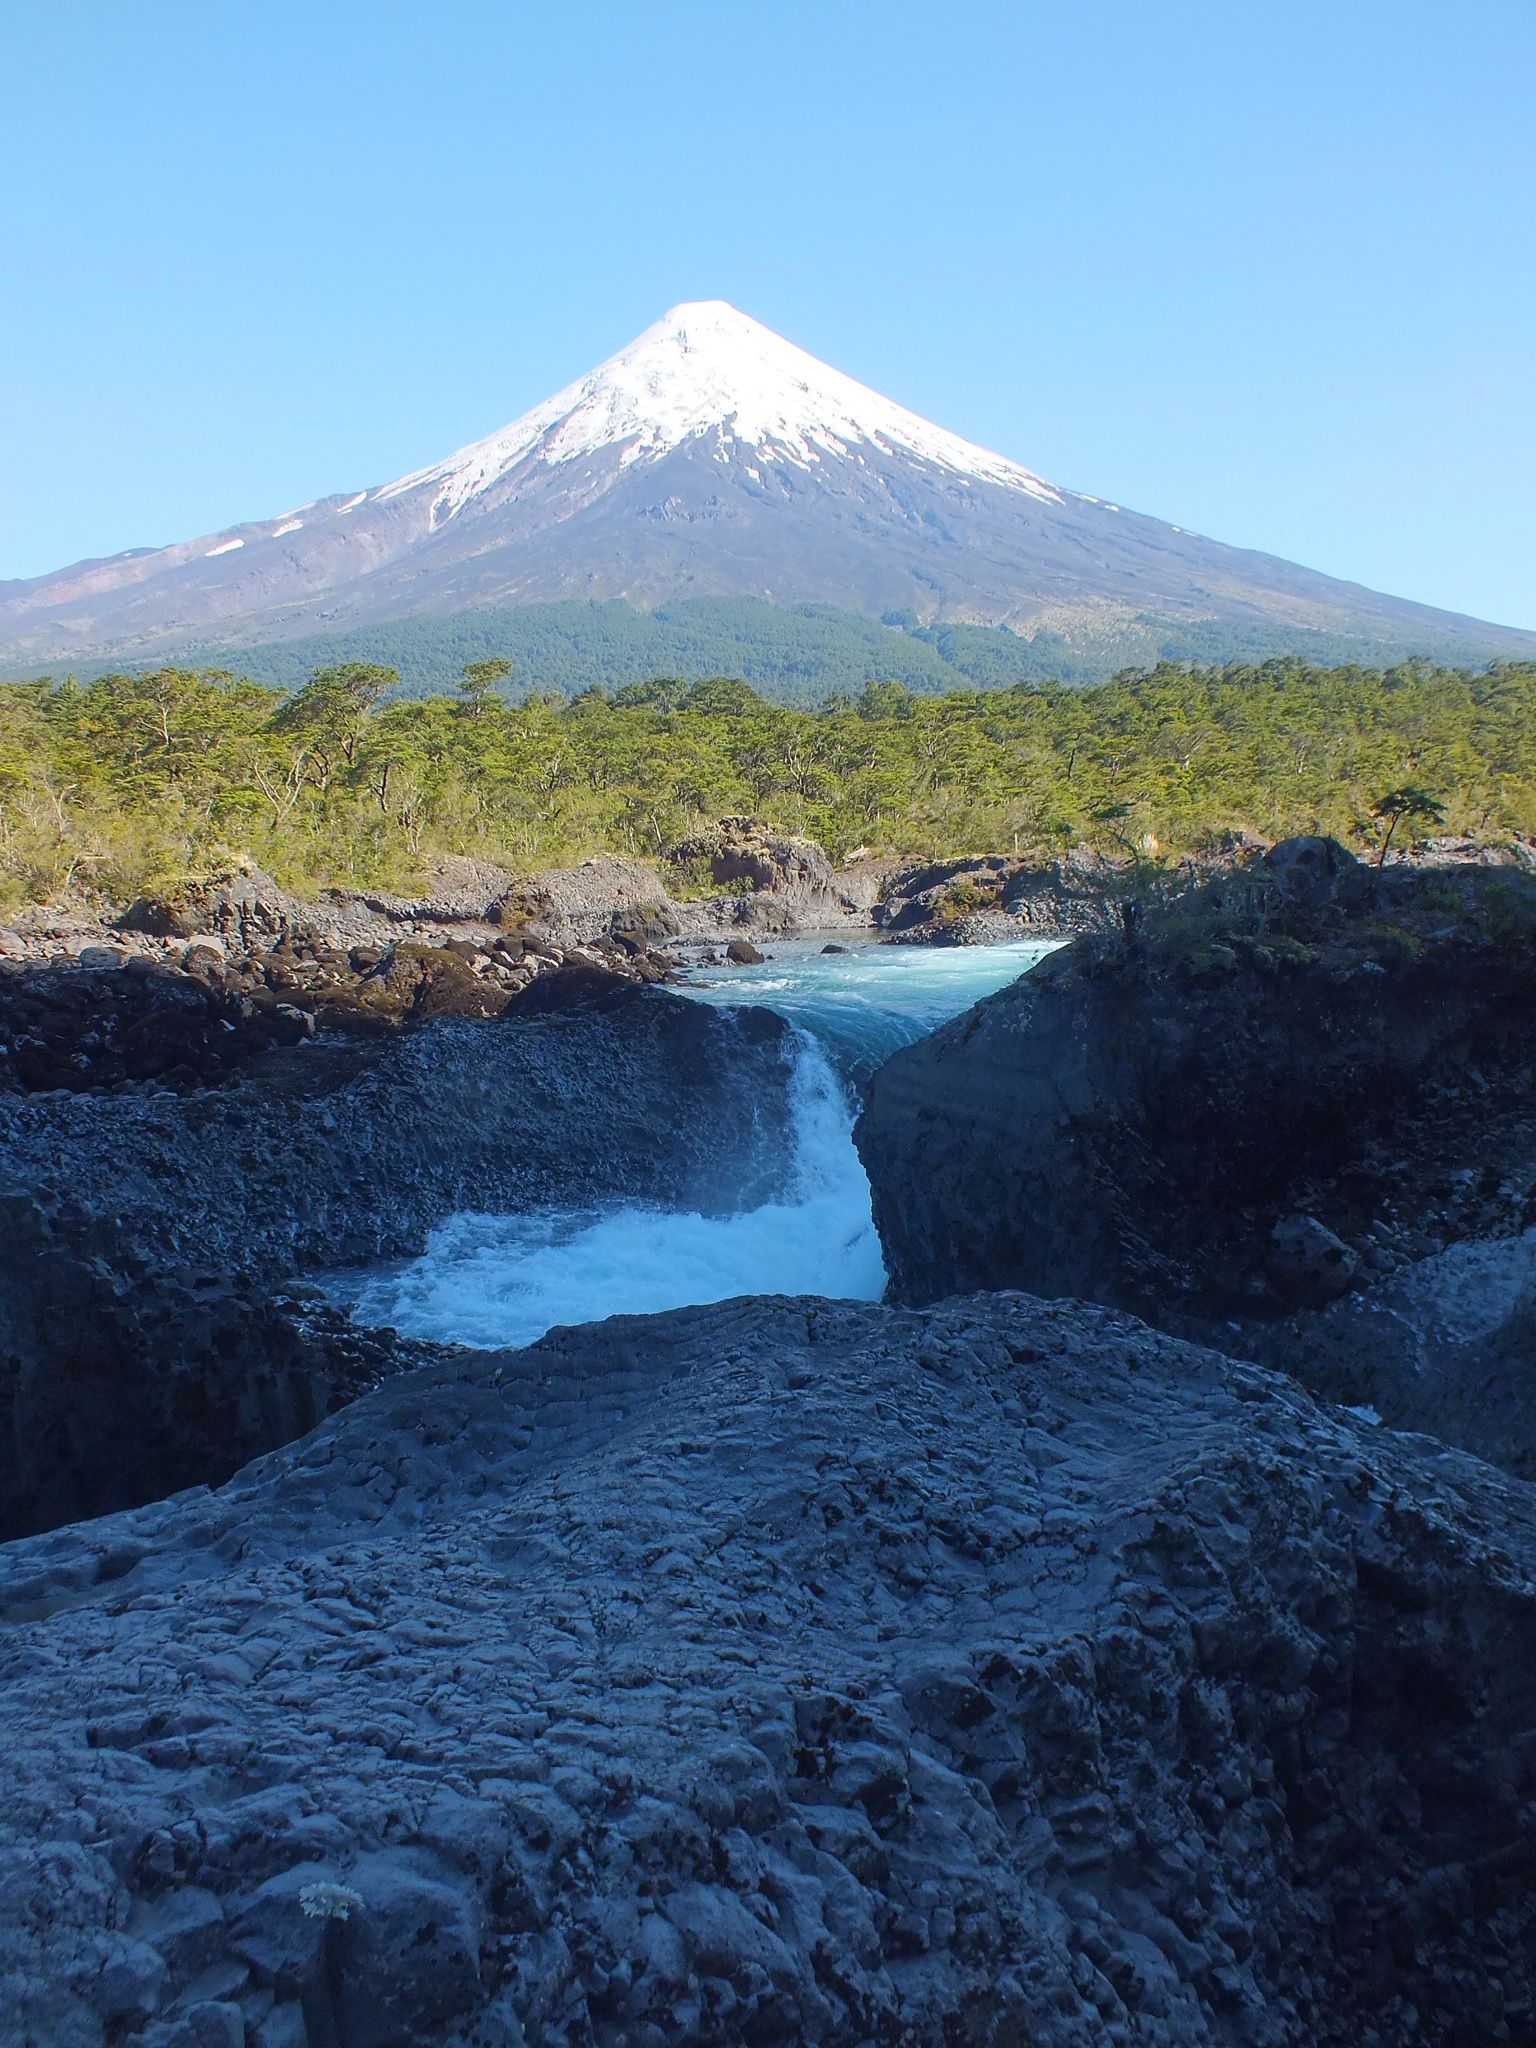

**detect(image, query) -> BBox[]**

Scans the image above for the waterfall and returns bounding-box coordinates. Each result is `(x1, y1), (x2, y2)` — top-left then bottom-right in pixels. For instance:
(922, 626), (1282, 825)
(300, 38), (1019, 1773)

(343, 1031), (883, 1350)
(341, 937), (1052, 1350)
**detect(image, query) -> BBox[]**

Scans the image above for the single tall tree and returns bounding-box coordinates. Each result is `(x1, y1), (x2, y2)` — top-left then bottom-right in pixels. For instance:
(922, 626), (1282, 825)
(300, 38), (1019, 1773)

(1371, 785), (1446, 867)
(268, 661), (396, 793)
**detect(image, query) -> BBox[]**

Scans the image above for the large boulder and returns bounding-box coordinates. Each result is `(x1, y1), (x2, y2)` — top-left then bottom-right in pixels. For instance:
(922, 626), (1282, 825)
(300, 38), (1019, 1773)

(117, 864), (304, 953)
(876, 851), (1123, 944)
(0, 1291), (1530, 2046)
(490, 855), (683, 946)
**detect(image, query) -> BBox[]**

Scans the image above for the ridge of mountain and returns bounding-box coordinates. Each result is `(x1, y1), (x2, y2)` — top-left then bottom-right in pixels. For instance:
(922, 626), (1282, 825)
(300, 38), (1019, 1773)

(3, 301), (1533, 678)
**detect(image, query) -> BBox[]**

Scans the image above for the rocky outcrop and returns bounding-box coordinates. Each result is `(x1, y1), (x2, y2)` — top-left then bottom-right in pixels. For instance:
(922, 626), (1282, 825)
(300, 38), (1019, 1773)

(672, 818), (869, 932)
(0, 940), (679, 1093)
(867, 832), (1536, 947)
(875, 850), (1124, 944)
(0, 983), (797, 1537)
(489, 855), (686, 947)
(0, 1290), (1531, 2047)
(0, 954), (320, 1091)
(856, 844), (1536, 1468)
(1244, 1227), (1536, 1480)
(0, 1256), (442, 1545)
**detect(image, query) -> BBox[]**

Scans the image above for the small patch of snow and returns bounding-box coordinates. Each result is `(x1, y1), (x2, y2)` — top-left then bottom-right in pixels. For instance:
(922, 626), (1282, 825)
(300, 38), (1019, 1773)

(271, 519), (304, 538)
(204, 538), (245, 557)
(338, 492), (367, 513)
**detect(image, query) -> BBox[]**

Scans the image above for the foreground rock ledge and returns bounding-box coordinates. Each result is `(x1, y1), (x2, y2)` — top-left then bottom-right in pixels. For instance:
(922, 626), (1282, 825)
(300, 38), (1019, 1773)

(0, 1293), (1530, 2047)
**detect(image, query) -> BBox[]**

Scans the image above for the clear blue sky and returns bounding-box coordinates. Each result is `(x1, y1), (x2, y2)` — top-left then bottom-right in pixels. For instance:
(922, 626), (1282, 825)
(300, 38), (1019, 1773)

(3, 0), (1532, 627)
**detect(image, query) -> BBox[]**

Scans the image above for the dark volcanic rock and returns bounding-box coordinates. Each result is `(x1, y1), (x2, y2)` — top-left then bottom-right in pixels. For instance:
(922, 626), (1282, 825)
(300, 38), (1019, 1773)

(0, 957), (314, 1091)
(1244, 1227), (1536, 1480)
(856, 846), (1536, 1465)
(0, 1292), (1530, 2046)
(1265, 1212), (1360, 1309)
(0, 1246), (443, 1544)
(0, 983), (797, 1537)
(0, 858), (694, 1092)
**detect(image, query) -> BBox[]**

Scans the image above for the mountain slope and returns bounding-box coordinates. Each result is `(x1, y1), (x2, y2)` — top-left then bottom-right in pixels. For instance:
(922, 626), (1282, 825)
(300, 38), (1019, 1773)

(3, 300), (1533, 674)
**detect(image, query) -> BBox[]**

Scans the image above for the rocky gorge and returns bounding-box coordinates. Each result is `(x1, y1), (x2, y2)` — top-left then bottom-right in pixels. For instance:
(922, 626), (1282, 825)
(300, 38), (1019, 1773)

(1, 828), (1534, 2045)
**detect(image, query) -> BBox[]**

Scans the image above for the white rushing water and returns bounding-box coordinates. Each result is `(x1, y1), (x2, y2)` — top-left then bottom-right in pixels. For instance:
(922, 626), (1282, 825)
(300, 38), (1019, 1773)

(347, 937), (1053, 1349)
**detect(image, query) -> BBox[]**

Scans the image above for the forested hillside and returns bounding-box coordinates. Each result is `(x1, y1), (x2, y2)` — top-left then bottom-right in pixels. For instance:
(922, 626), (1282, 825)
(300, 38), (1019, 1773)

(2, 656), (1531, 909)
(66, 597), (1492, 702)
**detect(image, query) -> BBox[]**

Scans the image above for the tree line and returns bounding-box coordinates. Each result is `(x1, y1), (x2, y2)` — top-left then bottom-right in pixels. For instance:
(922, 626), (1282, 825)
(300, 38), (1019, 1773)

(152, 596), (1452, 703)
(1, 655), (1531, 909)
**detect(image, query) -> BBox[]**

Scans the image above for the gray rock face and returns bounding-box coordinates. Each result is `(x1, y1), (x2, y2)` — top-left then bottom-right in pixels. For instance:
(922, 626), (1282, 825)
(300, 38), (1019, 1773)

(856, 847), (1536, 1474)
(0, 1292), (1530, 2046)
(855, 855), (1536, 1470)
(0, 988), (797, 1537)
(1, 986), (793, 1281)
(874, 852), (1122, 945)
(490, 856), (685, 946)
(1266, 1213), (1360, 1308)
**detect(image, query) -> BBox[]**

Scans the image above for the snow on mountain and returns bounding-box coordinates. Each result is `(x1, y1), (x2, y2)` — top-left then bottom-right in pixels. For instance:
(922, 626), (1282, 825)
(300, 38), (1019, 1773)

(374, 301), (1064, 527)
(3, 300), (1533, 675)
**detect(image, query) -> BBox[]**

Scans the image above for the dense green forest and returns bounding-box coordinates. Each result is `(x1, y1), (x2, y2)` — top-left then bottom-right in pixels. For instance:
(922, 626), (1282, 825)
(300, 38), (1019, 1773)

(2, 656), (1532, 910)
(55, 597), (1487, 703)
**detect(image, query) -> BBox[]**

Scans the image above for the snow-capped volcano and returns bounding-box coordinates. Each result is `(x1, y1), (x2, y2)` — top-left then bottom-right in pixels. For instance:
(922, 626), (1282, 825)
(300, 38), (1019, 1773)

(3, 300), (1532, 674)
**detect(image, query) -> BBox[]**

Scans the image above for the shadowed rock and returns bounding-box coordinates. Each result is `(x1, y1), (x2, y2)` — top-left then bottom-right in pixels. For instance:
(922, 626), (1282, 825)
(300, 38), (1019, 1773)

(856, 846), (1536, 1470)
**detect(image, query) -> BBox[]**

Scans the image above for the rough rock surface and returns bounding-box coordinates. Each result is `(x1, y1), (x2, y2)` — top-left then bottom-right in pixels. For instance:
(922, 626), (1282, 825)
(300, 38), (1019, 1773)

(1, 862), (684, 1092)
(0, 984), (797, 1537)
(875, 852), (1124, 945)
(0, 955), (321, 1091)
(490, 856), (687, 946)
(1244, 1228), (1536, 1481)
(0, 1292), (1531, 2048)
(671, 818), (870, 934)
(856, 845), (1536, 1468)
